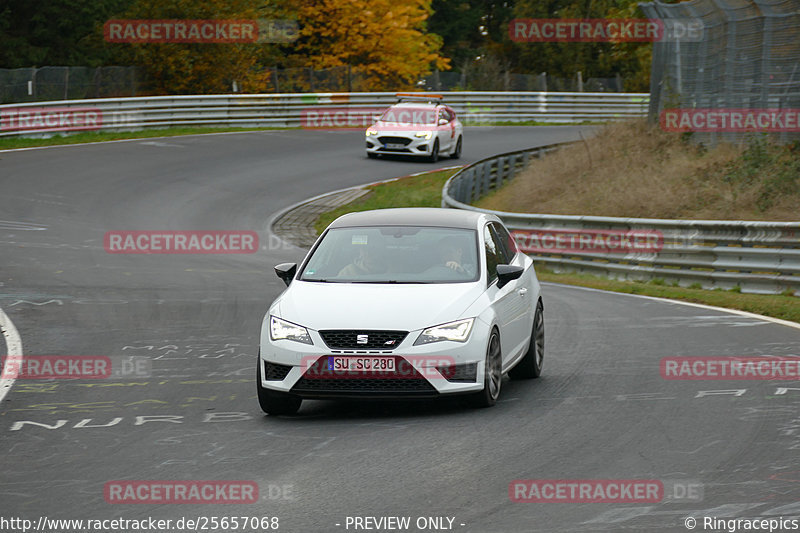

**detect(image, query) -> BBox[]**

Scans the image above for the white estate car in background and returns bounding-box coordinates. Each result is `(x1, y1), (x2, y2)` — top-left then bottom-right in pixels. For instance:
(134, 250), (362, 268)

(257, 208), (544, 416)
(365, 94), (463, 162)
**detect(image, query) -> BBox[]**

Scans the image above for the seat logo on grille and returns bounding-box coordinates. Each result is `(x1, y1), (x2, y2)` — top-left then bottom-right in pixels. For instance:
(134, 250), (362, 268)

(356, 334), (369, 344)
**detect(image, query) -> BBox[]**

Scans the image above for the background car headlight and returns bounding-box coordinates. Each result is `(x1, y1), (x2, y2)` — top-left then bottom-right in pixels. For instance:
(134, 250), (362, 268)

(415, 131), (433, 139)
(270, 316), (313, 344)
(366, 128), (378, 136)
(414, 318), (474, 345)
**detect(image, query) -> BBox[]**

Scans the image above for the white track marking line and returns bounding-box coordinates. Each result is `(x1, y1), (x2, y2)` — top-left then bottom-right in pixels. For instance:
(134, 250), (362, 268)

(0, 306), (23, 404)
(542, 281), (800, 331)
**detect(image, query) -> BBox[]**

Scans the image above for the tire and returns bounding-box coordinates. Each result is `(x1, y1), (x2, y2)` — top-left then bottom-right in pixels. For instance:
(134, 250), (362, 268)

(256, 357), (301, 415)
(469, 329), (502, 408)
(450, 136), (462, 159)
(367, 152), (377, 159)
(510, 300), (544, 379)
(428, 139), (439, 162)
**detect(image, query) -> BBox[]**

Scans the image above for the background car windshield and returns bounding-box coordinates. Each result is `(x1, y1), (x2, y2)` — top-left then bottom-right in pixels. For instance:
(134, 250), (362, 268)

(301, 226), (478, 283)
(379, 107), (437, 125)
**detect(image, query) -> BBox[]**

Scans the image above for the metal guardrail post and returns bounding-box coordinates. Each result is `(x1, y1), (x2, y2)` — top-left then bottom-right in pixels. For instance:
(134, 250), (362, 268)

(496, 156), (506, 187)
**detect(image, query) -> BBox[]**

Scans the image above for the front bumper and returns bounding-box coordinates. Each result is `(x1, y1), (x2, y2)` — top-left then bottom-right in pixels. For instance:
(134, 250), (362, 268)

(260, 324), (488, 399)
(365, 131), (434, 157)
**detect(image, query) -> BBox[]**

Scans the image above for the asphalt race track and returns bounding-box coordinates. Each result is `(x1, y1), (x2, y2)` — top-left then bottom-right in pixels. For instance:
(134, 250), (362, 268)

(1, 127), (800, 533)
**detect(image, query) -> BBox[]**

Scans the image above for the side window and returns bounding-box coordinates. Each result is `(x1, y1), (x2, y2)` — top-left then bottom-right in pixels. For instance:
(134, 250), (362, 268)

(439, 109), (448, 123)
(483, 224), (503, 284)
(491, 222), (517, 262)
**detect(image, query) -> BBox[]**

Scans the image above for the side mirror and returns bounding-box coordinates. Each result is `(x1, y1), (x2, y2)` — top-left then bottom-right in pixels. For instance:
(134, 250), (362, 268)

(438, 118), (449, 126)
(274, 263), (297, 286)
(496, 264), (523, 288)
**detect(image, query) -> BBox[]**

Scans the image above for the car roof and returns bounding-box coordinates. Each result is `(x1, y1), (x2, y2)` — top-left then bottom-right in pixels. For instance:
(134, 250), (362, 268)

(329, 208), (486, 230)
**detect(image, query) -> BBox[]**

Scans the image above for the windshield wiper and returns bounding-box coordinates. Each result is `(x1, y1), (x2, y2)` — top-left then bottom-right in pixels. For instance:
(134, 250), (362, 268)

(350, 280), (427, 284)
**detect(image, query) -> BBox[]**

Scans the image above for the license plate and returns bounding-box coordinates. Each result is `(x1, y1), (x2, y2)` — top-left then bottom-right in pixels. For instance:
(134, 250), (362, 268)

(328, 356), (395, 372)
(384, 143), (405, 149)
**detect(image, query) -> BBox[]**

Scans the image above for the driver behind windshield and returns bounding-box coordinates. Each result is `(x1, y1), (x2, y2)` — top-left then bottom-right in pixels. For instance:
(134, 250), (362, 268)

(439, 236), (467, 273)
(338, 239), (387, 277)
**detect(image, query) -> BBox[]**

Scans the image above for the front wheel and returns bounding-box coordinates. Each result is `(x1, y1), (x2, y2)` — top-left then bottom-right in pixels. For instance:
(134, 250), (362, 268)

(510, 300), (544, 379)
(367, 152), (377, 159)
(469, 329), (502, 407)
(450, 136), (462, 159)
(428, 139), (439, 162)
(256, 357), (302, 415)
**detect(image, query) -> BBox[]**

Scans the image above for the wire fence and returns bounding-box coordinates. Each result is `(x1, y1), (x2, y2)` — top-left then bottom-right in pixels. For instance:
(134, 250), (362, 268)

(640, 0), (800, 144)
(2, 65), (631, 104)
(0, 66), (147, 104)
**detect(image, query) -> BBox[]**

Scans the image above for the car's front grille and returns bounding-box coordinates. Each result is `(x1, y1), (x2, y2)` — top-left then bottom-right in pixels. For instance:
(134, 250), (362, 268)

(264, 361), (292, 381)
(291, 356), (437, 396)
(319, 330), (408, 350)
(377, 136), (411, 145)
(293, 377), (436, 393)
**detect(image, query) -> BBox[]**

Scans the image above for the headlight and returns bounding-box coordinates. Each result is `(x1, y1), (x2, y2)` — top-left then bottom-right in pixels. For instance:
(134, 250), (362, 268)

(270, 316), (313, 345)
(415, 131), (433, 139)
(414, 318), (474, 345)
(366, 128), (378, 136)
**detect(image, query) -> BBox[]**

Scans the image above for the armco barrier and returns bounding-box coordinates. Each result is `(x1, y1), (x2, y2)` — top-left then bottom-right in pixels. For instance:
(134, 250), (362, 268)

(441, 143), (800, 295)
(0, 91), (648, 137)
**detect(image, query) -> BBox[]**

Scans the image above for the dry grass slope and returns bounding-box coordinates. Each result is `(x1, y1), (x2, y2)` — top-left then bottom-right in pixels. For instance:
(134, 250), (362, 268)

(476, 120), (800, 221)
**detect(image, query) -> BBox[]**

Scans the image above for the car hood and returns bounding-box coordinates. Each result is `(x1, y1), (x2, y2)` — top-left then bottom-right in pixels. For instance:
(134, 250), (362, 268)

(273, 281), (485, 331)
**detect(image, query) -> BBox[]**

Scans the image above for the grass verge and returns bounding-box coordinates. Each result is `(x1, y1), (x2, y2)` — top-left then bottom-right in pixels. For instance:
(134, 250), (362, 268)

(313, 167), (461, 234)
(0, 126), (293, 151)
(476, 120), (800, 221)
(313, 166), (798, 325)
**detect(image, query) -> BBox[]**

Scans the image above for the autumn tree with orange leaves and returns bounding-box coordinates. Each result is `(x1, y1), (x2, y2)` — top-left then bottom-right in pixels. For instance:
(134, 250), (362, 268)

(287, 0), (450, 91)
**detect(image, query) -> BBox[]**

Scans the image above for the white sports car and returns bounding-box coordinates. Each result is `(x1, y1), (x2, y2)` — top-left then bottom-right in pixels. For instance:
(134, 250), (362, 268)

(365, 94), (463, 162)
(257, 208), (544, 415)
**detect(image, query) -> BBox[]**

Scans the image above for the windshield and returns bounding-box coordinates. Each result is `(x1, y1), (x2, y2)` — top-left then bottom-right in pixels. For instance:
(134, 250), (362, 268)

(301, 226), (478, 283)
(379, 107), (438, 126)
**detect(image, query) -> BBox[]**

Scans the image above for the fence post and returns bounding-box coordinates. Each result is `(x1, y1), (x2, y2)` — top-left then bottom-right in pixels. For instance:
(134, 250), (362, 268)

(93, 67), (101, 98)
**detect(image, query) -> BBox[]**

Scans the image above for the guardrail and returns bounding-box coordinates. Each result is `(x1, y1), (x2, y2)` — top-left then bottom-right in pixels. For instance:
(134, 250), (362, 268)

(442, 143), (800, 295)
(0, 91), (649, 137)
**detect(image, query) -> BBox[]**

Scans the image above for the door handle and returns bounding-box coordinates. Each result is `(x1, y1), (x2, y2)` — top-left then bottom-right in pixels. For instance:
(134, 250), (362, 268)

(517, 288), (528, 296)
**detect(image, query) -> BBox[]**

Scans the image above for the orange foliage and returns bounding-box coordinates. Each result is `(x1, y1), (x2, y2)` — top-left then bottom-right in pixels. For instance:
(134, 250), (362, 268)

(289, 0), (450, 91)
